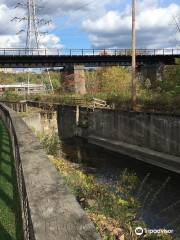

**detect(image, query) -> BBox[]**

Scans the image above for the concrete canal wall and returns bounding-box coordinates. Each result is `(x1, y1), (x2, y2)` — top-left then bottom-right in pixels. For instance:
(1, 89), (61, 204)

(0, 103), (100, 240)
(57, 105), (180, 174)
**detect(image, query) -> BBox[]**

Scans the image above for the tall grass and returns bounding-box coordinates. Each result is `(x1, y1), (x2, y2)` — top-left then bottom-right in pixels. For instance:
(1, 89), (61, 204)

(36, 132), (173, 240)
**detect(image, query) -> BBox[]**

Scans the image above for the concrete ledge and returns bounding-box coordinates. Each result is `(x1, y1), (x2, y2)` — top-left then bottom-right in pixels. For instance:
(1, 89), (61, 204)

(88, 135), (180, 174)
(0, 104), (100, 240)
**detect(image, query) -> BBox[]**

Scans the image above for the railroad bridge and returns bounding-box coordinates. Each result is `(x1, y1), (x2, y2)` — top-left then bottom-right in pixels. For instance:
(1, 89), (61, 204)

(0, 48), (180, 94)
(0, 48), (179, 67)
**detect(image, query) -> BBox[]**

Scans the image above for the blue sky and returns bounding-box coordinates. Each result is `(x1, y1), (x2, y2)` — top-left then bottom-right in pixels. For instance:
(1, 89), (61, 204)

(52, 0), (180, 49)
(0, 0), (179, 49)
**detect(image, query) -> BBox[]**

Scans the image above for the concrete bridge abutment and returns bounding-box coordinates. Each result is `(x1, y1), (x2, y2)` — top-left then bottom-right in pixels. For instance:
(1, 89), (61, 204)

(62, 64), (86, 94)
(138, 64), (165, 88)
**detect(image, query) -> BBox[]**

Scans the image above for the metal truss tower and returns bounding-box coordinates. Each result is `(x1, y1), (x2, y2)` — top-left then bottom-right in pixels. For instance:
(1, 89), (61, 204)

(13, 0), (42, 50)
(12, 0), (54, 94)
(26, 0), (40, 50)
(26, 0), (40, 94)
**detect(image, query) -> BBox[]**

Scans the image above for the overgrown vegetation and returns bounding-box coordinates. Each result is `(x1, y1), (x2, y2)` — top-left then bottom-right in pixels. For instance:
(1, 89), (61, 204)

(37, 132), (173, 240)
(86, 67), (131, 95)
(85, 64), (180, 113)
(30, 62), (180, 113)
(0, 70), (61, 91)
(0, 90), (25, 102)
(1, 61), (180, 113)
(37, 131), (60, 157)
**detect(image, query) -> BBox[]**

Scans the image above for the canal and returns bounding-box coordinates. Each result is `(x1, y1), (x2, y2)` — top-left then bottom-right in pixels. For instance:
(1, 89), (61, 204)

(23, 110), (180, 239)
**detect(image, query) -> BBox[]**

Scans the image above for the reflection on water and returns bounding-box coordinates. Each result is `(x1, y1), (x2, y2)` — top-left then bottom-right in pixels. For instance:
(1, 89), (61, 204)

(24, 110), (180, 238)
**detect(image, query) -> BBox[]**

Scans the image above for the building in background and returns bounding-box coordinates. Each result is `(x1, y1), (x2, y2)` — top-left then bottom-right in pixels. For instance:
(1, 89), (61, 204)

(0, 68), (13, 74)
(0, 83), (46, 95)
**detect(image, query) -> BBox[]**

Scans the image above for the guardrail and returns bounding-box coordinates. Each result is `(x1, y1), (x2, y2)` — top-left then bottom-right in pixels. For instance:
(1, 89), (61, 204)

(27, 98), (109, 110)
(0, 104), (34, 240)
(0, 48), (179, 56)
(0, 100), (27, 112)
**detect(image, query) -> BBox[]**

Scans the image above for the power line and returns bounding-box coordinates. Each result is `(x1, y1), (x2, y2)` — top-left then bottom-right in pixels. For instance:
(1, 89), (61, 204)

(73, 0), (97, 11)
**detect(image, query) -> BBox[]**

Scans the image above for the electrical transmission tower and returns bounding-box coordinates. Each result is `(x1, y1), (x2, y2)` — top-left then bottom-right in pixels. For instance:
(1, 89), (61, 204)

(173, 15), (180, 33)
(26, 0), (40, 50)
(13, 0), (44, 49)
(12, 0), (54, 94)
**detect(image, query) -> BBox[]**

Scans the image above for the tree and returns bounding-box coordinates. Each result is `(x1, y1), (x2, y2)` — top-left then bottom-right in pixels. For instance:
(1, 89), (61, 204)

(86, 67), (131, 95)
(161, 64), (180, 94)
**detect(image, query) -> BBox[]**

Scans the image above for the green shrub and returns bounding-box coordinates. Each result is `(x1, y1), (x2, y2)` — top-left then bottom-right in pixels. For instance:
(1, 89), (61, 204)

(37, 132), (60, 157)
(1, 90), (24, 101)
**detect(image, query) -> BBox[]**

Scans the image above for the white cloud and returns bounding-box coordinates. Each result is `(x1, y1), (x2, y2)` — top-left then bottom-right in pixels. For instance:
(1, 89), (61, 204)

(0, 0), (63, 48)
(82, 1), (180, 48)
(39, 34), (63, 48)
(0, 35), (20, 48)
(0, 0), (179, 49)
(0, 0), (111, 48)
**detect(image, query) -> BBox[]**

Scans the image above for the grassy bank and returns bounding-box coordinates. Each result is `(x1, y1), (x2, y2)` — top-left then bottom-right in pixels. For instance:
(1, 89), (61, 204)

(1, 64), (180, 114)
(0, 120), (23, 240)
(37, 131), (173, 240)
(49, 155), (173, 240)
(49, 155), (140, 239)
(12, 91), (180, 114)
(1, 89), (180, 114)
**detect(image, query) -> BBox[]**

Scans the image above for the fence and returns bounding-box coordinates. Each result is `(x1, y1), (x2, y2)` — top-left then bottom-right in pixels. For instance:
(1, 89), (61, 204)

(0, 48), (179, 56)
(0, 103), (100, 240)
(0, 104), (34, 240)
(0, 101), (27, 112)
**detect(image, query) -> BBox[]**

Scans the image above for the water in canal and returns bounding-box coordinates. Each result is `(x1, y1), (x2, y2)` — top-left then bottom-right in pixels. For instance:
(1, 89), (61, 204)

(23, 110), (180, 239)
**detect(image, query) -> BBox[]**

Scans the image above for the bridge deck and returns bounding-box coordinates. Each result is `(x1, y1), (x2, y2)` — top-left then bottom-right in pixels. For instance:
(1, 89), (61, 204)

(0, 120), (22, 240)
(0, 48), (179, 67)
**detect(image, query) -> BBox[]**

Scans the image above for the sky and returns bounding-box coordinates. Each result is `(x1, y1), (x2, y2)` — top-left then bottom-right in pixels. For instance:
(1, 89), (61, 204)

(0, 0), (179, 49)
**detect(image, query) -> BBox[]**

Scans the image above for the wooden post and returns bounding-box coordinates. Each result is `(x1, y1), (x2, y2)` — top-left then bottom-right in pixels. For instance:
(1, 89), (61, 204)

(132, 0), (136, 111)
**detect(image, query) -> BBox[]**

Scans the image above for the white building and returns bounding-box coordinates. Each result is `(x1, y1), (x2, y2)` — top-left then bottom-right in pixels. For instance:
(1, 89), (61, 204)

(0, 83), (46, 95)
(0, 68), (13, 73)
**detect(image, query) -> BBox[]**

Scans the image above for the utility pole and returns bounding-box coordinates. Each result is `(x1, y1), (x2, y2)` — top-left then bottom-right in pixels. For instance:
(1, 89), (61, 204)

(47, 69), (54, 94)
(132, 0), (136, 111)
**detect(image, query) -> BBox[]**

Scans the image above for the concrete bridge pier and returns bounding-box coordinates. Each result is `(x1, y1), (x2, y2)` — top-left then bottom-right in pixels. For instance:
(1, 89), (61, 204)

(138, 64), (164, 88)
(62, 64), (86, 94)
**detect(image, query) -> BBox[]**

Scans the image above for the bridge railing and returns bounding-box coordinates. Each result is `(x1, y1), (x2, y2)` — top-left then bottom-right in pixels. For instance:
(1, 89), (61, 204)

(0, 48), (179, 56)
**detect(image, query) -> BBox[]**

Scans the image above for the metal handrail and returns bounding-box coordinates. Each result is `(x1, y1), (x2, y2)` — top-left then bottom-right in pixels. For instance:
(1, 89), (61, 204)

(0, 104), (33, 240)
(0, 48), (179, 56)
